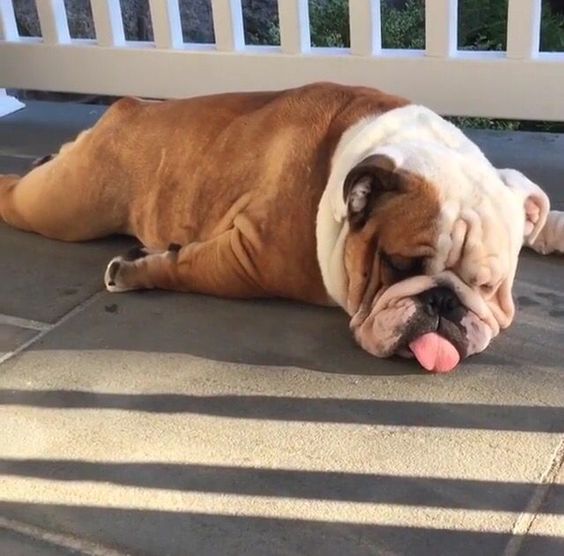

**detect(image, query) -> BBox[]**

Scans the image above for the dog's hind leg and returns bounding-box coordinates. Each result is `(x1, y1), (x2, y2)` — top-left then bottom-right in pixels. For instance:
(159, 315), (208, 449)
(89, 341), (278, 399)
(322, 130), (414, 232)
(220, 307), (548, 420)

(0, 136), (130, 242)
(0, 174), (32, 232)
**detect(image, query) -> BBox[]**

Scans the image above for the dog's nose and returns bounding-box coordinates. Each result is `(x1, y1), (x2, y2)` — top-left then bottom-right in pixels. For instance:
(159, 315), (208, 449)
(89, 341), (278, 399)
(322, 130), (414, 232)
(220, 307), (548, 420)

(419, 287), (462, 319)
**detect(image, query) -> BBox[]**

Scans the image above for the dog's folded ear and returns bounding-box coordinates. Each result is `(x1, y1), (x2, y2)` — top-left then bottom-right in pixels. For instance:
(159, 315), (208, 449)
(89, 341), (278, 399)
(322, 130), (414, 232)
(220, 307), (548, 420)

(498, 168), (550, 246)
(343, 154), (398, 229)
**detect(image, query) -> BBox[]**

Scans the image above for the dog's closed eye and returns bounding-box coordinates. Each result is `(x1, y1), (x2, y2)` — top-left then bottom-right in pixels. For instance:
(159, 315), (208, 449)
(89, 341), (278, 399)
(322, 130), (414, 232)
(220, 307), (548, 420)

(381, 252), (423, 277)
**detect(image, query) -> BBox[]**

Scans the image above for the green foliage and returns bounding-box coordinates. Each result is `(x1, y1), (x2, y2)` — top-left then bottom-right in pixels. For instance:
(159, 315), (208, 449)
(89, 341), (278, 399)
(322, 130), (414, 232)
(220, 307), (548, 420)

(309, 0), (350, 47)
(308, 0), (425, 49)
(307, 0), (564, 52)
(458, 0), (509, 51)
(306, 0), (563, 130)
(457, 0), (564, 52)
(445, 116), (520, 131)
(541, 2), (564, 51)
(381, 0), (425, 49)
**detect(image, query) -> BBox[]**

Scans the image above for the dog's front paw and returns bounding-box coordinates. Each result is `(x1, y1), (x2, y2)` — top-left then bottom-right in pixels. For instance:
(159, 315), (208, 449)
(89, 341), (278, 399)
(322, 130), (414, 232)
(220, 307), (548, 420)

(104, 244), (180, 293)
(104, 256), (135, 293)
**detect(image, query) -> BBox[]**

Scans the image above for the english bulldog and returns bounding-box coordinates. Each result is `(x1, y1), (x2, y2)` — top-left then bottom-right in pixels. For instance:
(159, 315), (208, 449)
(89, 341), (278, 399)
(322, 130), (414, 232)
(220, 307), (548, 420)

(1, 83), (562, 372)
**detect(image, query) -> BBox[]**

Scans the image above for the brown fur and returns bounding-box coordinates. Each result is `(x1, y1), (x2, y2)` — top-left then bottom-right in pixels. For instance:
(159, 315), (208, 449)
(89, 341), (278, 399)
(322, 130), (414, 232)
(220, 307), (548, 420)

(0, 82), (434, 305)
(344, 168), (442, 315)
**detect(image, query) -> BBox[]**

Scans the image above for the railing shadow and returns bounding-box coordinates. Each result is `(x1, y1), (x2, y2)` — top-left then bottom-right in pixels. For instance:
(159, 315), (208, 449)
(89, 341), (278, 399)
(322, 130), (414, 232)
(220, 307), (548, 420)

(0, 458), (562, 514)
(0, 389), (561, 432)
(0, 501), (561, 556)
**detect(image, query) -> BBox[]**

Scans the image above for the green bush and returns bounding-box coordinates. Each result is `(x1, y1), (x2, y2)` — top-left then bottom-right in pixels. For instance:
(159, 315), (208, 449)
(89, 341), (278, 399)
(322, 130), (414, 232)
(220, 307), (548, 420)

(309, 0), (349, 47)
(381, 0), (425, 49)
(308, 0), (564, 53)
(458, 0), (564, 52)
(458, 0), (509, 51)
(541, 2), (564, 51)
(307, 0), (564, 130)
(308, 0), (426, 49)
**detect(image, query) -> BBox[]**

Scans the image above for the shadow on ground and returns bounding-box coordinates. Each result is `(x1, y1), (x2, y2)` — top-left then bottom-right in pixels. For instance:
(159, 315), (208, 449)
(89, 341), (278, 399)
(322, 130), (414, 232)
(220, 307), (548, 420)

(1, 501), (562, 556)
(0, 390), (562, 431)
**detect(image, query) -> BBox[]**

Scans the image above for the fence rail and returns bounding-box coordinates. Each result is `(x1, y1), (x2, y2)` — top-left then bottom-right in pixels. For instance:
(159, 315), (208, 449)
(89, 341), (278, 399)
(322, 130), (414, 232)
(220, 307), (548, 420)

(1, 0), (563, 120)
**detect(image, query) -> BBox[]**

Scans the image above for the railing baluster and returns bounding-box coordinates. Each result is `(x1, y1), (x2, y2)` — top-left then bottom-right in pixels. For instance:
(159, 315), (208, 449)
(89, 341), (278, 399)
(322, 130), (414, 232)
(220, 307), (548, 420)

(507, 0), (541, 59)
(91, 0), (125, 47)
(36, 0), (71, 45)
(425, 0), (457, 57)
(0, 0), (18, 41)
(149, 0), (183, 49)
(278, 0), (310, 54)
(210, 0), (244, 51)
(349, 0), (381, 56)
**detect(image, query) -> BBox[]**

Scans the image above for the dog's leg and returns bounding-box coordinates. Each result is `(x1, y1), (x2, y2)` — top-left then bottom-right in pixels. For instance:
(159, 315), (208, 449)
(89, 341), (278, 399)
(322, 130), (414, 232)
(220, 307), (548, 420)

(0, 132), (130, 241)
(0, 174), (29, 231)
(526, 210), (564, 255)
(104, 230), (263, 298)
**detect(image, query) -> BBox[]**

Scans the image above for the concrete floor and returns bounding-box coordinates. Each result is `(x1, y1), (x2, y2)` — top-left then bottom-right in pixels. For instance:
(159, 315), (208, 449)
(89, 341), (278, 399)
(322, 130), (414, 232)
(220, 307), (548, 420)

(0, 101), (563, 556)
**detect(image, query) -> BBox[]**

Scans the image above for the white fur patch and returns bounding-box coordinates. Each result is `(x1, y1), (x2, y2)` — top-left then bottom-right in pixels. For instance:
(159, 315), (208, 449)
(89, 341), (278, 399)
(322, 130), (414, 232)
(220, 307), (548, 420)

(315, 104), (526, 330)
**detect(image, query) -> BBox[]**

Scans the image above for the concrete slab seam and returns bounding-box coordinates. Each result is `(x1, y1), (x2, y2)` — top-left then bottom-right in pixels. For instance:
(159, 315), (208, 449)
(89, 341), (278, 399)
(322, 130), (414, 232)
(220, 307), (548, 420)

(0, 290), (106, 367)
(503, 437), (564, 556)
(0, 313), (52, 331)
(0, 515), (128, 556)
(0, 151), (36, 160)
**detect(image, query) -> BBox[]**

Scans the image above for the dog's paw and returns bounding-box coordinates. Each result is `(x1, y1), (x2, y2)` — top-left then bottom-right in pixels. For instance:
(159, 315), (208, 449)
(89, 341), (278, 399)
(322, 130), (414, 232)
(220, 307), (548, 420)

(104, 256), (136, 293)
(104, 245), (180, 293)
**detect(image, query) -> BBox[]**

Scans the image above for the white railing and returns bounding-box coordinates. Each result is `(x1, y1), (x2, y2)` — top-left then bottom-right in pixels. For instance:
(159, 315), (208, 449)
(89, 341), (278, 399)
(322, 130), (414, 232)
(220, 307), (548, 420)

(0, 0), (563, 120)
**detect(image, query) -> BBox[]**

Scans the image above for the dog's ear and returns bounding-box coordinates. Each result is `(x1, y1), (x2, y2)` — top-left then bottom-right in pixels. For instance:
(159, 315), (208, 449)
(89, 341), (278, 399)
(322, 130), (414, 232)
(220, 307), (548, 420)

(343, 154), (398, 229)
(498, 169), (550, 245)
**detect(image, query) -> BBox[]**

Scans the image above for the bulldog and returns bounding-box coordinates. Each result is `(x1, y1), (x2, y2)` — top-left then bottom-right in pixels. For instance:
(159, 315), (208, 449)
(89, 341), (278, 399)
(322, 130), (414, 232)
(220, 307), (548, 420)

(1, 82), (562, 372)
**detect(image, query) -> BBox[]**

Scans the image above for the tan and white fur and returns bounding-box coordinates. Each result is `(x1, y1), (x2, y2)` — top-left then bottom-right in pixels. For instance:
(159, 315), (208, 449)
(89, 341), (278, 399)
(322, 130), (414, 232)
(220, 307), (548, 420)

(0, 83), (562, 369)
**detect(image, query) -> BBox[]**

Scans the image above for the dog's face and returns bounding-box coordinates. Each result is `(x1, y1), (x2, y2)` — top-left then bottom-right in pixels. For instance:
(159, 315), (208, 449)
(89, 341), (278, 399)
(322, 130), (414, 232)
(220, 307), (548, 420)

(341, 149), (548, 372)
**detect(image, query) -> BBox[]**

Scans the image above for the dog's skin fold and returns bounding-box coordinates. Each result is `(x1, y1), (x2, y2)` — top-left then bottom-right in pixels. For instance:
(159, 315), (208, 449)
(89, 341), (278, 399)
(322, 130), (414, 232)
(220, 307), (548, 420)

(1, 82), (562, 371)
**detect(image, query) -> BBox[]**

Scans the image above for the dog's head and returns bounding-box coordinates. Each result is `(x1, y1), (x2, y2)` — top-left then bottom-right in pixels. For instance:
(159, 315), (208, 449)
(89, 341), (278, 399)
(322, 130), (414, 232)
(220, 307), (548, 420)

(318, 109), (550, 372)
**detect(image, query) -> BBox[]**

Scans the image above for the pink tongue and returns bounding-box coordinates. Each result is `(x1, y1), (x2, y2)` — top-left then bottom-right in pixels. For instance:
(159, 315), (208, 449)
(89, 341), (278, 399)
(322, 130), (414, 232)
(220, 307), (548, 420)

(409, 333), (460, 373)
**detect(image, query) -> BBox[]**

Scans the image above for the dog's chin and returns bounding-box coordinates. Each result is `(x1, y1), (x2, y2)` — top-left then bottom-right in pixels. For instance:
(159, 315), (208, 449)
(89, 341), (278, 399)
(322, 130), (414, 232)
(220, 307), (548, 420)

(351, 296), (495, 373)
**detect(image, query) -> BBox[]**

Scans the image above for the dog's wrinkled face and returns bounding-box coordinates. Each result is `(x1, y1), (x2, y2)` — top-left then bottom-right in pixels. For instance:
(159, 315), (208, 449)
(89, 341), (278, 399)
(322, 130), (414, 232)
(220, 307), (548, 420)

(342, 150), (546, 372)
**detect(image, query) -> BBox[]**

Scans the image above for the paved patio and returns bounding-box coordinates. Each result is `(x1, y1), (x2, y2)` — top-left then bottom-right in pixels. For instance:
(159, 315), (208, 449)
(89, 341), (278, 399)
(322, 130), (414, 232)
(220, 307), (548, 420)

(0, 101), (563, 555)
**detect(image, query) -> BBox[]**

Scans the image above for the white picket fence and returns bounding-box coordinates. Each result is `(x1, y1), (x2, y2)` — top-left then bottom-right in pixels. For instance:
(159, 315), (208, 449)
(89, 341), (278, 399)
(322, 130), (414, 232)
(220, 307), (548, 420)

(0, 0), (563, 120)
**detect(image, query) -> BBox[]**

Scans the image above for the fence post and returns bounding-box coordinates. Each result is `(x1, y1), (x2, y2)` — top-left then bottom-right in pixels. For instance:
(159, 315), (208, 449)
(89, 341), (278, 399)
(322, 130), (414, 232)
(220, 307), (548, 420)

(425, 0), (458, 57)
(0, 0), (18, 41)
(507, 0), (542, 59)
(149, 0), (183, 49)
(211, 0), (245, 51)
(36, 0), (71, 45)
(350, 0), (382, 56)
(91, 0), (125, 47)
(279, 0), (310, 54)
